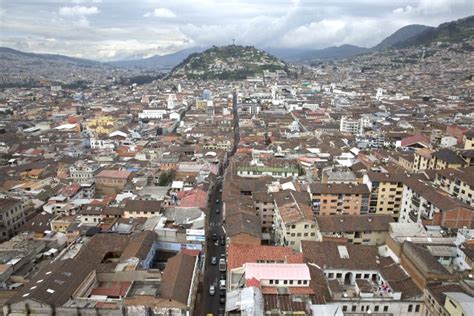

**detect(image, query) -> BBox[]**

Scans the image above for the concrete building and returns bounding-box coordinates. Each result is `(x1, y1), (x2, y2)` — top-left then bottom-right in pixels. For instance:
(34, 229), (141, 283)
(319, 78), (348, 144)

(69, 160), (100, 184)
(0, 199), (25, 241)
(399, 177), (474, 229)
(303, 241), (424, 316)
(340, 116), (363, 135)
(273, 190), (317, 251)
(95, 169), (132, 196)
(315, 214), (393, 245)
(434, 167), (474, 207)
(308, 183), (370, 216)
(363, 172), (405, 219)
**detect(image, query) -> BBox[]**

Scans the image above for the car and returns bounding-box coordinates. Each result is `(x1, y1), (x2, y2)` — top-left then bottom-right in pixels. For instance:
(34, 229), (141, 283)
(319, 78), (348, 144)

(219, 258), (226, 272)
(220, 236), (225, 246)
(219, 290), (225, 297)
(220, 273), (226, 280)
(220, 296), (225, 304)
(219, 279), (226, 290)
(209, 284), (216, 296)
(218, 308), (225, 316)
(216, 199), (220, 204)
(212, 232), (218, 241)
(219, 189), (223, 193)
(211, 256), (217, 265)
(215, 208), (220, 214)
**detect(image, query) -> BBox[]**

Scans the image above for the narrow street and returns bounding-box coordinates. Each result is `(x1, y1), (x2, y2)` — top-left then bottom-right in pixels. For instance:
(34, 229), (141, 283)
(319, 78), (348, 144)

(196, 90), (239, 316)
(200, 181), (225, 315)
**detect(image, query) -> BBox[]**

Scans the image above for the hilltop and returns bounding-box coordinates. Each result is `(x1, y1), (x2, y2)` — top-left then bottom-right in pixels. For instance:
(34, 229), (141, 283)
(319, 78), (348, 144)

(372, 24), (433, 50)
(394, 15), (474, 48)
(168, 45), (287, 80)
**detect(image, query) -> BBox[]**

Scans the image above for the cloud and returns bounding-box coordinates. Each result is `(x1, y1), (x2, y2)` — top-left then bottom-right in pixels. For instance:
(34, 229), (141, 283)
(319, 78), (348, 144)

(144, 8), (176, 18)
(393, 6), (413, 14)
(71, 0), (102, 3)
(59, 6), (99, 17)
(1, 0), (473, 60)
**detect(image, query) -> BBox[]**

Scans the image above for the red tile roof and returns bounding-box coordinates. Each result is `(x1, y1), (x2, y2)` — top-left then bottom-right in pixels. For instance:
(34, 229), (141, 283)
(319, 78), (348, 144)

(228, 244), (303, 271)
(90, 282), (131, 297)
(400, 134), (429, 147)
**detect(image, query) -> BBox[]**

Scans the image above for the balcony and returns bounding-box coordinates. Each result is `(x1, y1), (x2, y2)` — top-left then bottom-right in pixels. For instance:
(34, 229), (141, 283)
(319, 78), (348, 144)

(408, 211), (418, 222)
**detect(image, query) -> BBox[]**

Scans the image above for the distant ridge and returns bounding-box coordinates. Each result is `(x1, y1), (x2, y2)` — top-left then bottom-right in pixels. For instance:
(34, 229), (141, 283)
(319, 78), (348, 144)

(372, 24), (433, 50)
(393, 15), (474, 48)
(108, 47), (208, 69)
(0, 47), (100, 66)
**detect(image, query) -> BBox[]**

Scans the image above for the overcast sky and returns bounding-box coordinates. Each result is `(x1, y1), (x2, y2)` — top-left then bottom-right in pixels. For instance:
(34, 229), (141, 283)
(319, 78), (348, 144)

(0, 0), (472, 61)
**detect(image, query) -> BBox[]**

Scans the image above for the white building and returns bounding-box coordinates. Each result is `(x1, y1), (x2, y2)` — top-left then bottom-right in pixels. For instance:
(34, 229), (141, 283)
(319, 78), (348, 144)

(340, 116), (363, 135)
(138, 109), (167, 120)
(69, 160), (100, 184)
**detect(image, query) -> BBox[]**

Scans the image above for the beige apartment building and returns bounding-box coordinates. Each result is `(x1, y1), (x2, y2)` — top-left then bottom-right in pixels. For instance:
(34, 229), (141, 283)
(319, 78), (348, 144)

(434, 167), (474, 207)
(363, 172), (406, 219)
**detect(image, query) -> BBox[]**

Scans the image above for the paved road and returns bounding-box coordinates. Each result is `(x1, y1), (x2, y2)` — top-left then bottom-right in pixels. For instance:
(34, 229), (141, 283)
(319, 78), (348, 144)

(197, 90), (239, 316)
(200, 180), (226, 315)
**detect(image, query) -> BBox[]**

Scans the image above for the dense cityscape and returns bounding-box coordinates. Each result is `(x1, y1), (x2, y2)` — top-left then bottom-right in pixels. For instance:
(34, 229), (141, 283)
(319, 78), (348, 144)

(0, 2), (473, 316)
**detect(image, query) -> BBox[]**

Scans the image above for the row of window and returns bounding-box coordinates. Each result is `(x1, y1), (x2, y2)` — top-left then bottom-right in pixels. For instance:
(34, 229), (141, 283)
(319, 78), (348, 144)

(268, 279), (308, 285)
(342, 303), (423, 313)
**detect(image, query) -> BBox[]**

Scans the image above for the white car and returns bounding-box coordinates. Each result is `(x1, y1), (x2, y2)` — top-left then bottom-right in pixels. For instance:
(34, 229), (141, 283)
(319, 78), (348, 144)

(209, 284), (216, 296)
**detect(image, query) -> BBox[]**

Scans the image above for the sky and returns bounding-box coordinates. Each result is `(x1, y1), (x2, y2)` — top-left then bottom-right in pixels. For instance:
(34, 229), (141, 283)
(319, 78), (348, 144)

(0, 0), (472, 61)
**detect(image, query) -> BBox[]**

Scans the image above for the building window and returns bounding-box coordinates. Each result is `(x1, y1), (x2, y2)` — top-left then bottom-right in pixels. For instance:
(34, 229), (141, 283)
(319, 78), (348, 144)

(269, 280), (273, 284)
(408, 305), (413, 312)
(351, 306), (357, 312)
(383, 306), (388, 312)
(374, 306), (379, 312)
(415, 305), (420, 312)
(342, 306), (347, 312)
(336, 273), (342, 279)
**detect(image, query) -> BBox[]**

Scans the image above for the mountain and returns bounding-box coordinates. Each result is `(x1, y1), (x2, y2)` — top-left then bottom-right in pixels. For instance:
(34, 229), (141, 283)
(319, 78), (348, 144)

(372, 25), (434, 50)
(168, 45), (287, 80)
(267, 45), (368, 63)
(108, 47), (208, 69)
(0, 47), (116, 88)
(0, 47), (101, 67)
(394, 15), (474, 48)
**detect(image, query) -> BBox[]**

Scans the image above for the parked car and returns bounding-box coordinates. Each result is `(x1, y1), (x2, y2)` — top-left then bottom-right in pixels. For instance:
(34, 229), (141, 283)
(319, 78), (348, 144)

(211, 256), (217, 265)
(212, 232), (218, 241)
(220, 235), (225, 246)
(219, 279), (226, 290)
(209, 284), (216, 296)
(215, 208), (220, 214)
(219, 258), (226, 272)
(218, 308), (225, 316)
